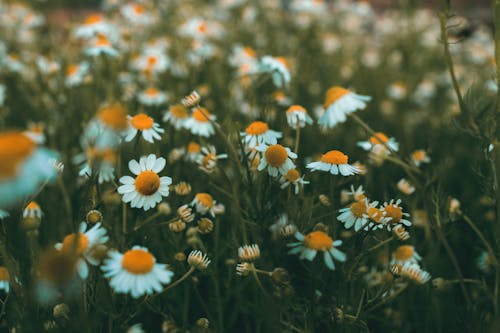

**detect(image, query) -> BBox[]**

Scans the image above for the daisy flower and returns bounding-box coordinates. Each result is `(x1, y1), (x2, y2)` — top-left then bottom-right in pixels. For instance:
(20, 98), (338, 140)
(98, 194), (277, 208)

(120, 2), (154, 26)
(383, 199), (412, 230)
(272, 91), (292, 106)
(258, 56), (291, 88)
(391, 245), (422, 265)
(411, 149), (431, 167)
(191, 193), (224, 217)
(0, 131), (58, 209)
(288, 231), (346, 270)
(397, 178), (415, 195)
(306, 150), (360, 176)
(238, 244), (261, 261)
(137, 87), (167, 106)
(82, 103), (128, 149)
(279, 169), (309, 194)
(74, 14), (113, 39)
(65, 62), (89, 87)
(124, 114), (164, 143)
(285, 105), (313, 128)
(55, 222), (108, 279)
(197, 146), (228, 174)
(85, 34), (119, 58)
(337, 198), (381, 232)
(357, 132), (399, 152)
(256, 144), (297, 177)
(23, 201), (43, 219)
(131, 50), (169, 75)
(364, 205), (391, 231)
(74, 147), (116, 184)
(184, 107), (215, 137)
(118, 154), (172, 211)
(393, 262), (431, 284)
(318, 86), (371, 129)
(185, 142), (202, 162)
(0, 267), (9, 293)
(178, 18), (224, 41)
(241, 121), (282, 148)
(163, 104), (189, 129)
(23, 122), (45, 144)
(101, 246), (173, 298)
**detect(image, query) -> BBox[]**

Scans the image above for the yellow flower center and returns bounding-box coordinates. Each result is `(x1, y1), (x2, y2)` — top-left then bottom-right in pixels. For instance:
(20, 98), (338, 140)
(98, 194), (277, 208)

(26, 201), (40, 210)
(196, 193), (214, 208)
(187, 142), (201, 153)
(66, 64), (79, 77)
(122, 249), (154, 274)
(135, 171), (161, 196)
(145, 87), (159, 96)
(98, 103), (129, 130)
(320, 150), (348, 165)
(147, 55), (158, 66)
(202, 153), (216, 167)
(394, 245), (414, 261)
(192, 108), (211, 122)
(169, 105), (188, 119)
(245, 121), (269, 135)
(286, 105), (306, 114)
(95, 35), (111, 47)
(0, 132), (36, 179)
(264, 144), (288, 167)
(61, 233), (89, 255)
(131, 113), (154, 130)
(0, 267), (9, 281)
(350, 199), (367, 218)
(412, 150), (426, 161)
(368, 207), (384, 223)
(85, 14), (102, 25)
(323, 86), (350, 107)
(275, 56), (289, 69)
(133, 4), (144, 14)
(285, 169), (301, 182)
(385, 204), (403, 223)
(243, 46), (256, 58)
(368, 132), (389, 145)
(303, 231), (333, 251)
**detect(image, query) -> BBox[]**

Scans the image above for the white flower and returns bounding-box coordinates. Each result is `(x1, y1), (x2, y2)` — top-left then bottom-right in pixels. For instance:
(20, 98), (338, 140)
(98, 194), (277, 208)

(124, 114), (164, 143)
(184, 107), (215, 137)
(337, 198), (381, 232)
(391, 245), (422, 265)
(357, 132), (399, 152)
(258, 56), (291, 88)
(285, 105), (313, 128)
(137, 87), (168, 106)
(191, 193), (224, 217)
(85, 35), (119, 57)
(287, 231), (346, 270)
(318, 86), (371, 129)
(163, 104), (189, 129)
(118, 154), (172, 211)
(101, 246), (173, 298)
(196, 146), (228, 174)
(306, 150), (360, 176)
(241, 121), (282, 148)
(256, 144), (296, 177)
(279, 169), (309, 194)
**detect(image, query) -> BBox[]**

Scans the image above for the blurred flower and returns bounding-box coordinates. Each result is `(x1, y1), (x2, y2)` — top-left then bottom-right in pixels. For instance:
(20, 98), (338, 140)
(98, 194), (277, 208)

(0, 131), (58, 209)
(23, 122), (45, 144)
(318, 86), (371, 129)
(238, 244), (260, 261)
(55, 222), (109, 279)
(0, 267), (10, 293)
(74, 14), (114, 39)
(411, 149), (431, 167)
(125, 114), (164, 143)
(184, 107), (215, 137)
(23, 201), (43, 219)
(279, 169), (309, 194)
(102, 246), (173, 298)
(138, 87), (168, 106)
(357, 132), (399, 152)
(185, 142), (202, 162)
(188, 250), (211, 270)
(121, 3), (154, 26)
(118, 154), (172, 211)
(241, 121), (282, 148)
(82, 103), (128, 149)
(256, 144), (296, 177)
(307, 150), (360, 176)
(73, 147), (116, 184)
(131, 49), (169, 75)
(85, 35), (119, 57)
(387, 81), (407, 100)
(257, 56), (291, 88)
(477, 251), (495, 273)
(397, 178), (415, 195)
(127, 323), (145, 333)
(391, 245), (421, 265)
(288, 231), (346, 270)
(163, 104), (189, 129)
(65, 62), (90, 87)
(191, 193), (223, 217)
(269, 214), (297, 239)
(197, 146), (228, 173)
(285, 105), (313, 128)
(393, 262), (431, 284)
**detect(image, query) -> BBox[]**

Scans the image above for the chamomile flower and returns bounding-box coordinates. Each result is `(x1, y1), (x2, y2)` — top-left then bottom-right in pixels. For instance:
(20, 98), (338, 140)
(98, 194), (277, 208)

(137, 87), (167, 106)
(391, 245), (422, 265)
(357, 132), (399, 152)
(279, 169), (309, 194)
(411, 149), (431, 167)
(394, 262), (431, 284)
(74, 147), (116, 184)
(191, 193), (224, 217)
(288, 231), (346, 270)
(272, 91), (292, 106)
(256, 144), (297, 177)
(241, 121), (282, 148)
(82, 103), (128, 149)
(397, 178), (415, 195)
(238, 244), (261, 261)
(65, 62), (89, 87)
(383, 199), (412, 230)
(285, 105), (313, 128)
(101, 246), (173, 298)
(258, 56), (291, 88)
(23, 201), (43, 219)
(178, 18), (224, 41)
(0, 266), (9, 293)
(55, 222), (108, 279)
(74, 14), (113, 39)
(364, 205), (390, 231)
(163, 104), (189, 129)
(85, 34), (119, 57)
(318, 86), (371, 129)
(185, 142), (202, 162)
(124, 114), (164, 143)
(23, 122), (45, 144)
(0, 131), (58, 209)
(197, 146), (228, 174)
(131, 49), (169, 75)
(337, 198), (380, 232)
(120, 2), (154, 26)
(184, 107), (216, 137)
(118, 154), (172, 211)
(306, 150), (360, 176)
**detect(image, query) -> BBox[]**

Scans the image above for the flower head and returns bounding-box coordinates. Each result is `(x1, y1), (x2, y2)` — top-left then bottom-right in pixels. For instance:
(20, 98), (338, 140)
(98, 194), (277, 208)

(288, 231), (346, 270)
(306, 150), (360, 176)
(184, 107), (215, 137)
(357, 132), (399, 152)
(188, 250), (211, 270)
(241, 121), (282, 148)
(318, 86), (371, 129)
(383, 199), (412, 230)
(279, 168), (309, 194)
(124, 114), (164, 143)
(163, 104), (188, 129)
(256, 144), (296, 177)
(138, 87), (167, 106)
(197, 146), (228, 174)
(286, 105), (313, 128)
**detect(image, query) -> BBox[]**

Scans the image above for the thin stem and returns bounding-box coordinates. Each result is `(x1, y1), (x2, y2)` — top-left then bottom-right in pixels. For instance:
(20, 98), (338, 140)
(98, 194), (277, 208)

(159, 267), (196, 295)
(294, 123), (301, 155)
(461, 212), (498, 265)
(133, 211), (162, 231)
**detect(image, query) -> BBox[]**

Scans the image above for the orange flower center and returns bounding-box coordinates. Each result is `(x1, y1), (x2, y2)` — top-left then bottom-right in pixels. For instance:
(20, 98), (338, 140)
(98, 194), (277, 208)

(303, 231), (333, 251)
(350, 199), (367, 218)
(324, 86), (350, 107)
(320, 150), (348, 165)
(286, 105), (306, 114)
(412, 150), (426, 161)
(285, 169), (301, 182)
(169, 105), (188, 119)
(96, 35), (111, 47)
(243, 46), (256, 58)
(275, 56), (289, 69)
(368, 132), (389, 145)
(385, 204), (403, 223)
(264, 144), (288, 167)
(66, 64), (79, 76)
(98, 103), (129, 130)
(133, 4), (144, 14)
(196, 193), (214, 208)
(202, 154), (216, 167)
(0, 132), (36, 179)
(368, 207), (384, 223)
(394, 245), (414, 261)
(147, 56), (158, 66)
(0, 267), (9, 281)
(145, 87), (159, 96)
(122, 249), (154, 274)
(26, 201), (40, 210)
(135, 171), (161, 195)
(197, 22), (207, 33)
(131, 113), (154, 130)
(192, 108), (211, 122)
(85, 14), (102, 25)
(61, 233), (89, 255)
(245, 121), (269, 135)
(187, 142), (201, 153)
